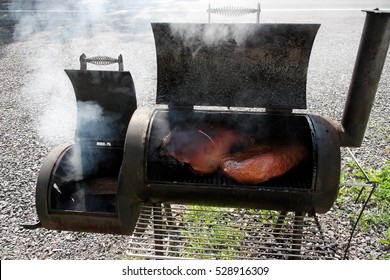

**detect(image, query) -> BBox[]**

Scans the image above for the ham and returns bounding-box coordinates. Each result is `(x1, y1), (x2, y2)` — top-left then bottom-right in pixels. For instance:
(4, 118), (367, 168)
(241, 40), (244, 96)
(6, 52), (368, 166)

(160, 122), (249, 175)
(220, 143), (309, 184)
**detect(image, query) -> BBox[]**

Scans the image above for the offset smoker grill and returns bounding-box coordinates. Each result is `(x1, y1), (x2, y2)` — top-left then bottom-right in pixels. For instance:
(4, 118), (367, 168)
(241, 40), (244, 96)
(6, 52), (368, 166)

(30, 9), (390, 259)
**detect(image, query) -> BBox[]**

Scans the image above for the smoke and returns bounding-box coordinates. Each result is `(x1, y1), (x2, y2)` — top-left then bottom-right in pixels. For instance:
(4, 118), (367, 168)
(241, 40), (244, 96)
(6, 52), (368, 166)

(7, 0), (271, 147)
(8, 0), (111, 146)
(76, 101), (105, 138)
(59, 145), (83, 183)
(169, 23), (260, 50)
(9, 0), (178, 146)
(21, 46), (77, 145)
(10, 0), (386, 146)
(10, 0), (108, 41)
(76, 100), (124, 141)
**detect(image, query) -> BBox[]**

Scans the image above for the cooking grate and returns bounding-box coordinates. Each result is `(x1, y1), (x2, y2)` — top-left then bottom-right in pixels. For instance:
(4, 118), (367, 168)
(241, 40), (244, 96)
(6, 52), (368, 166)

(125, 204), (338, 260)
(146, 162), (312, 190)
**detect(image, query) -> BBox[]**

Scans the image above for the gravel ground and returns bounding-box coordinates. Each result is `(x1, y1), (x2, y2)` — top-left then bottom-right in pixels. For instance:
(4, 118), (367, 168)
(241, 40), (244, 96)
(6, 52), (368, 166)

(1, 3), (389, 260)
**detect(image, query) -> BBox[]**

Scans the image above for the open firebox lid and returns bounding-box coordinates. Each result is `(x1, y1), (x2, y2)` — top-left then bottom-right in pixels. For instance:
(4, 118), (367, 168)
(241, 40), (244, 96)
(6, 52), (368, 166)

(65, 70), (137, 144)
(152, 23), (320, 109)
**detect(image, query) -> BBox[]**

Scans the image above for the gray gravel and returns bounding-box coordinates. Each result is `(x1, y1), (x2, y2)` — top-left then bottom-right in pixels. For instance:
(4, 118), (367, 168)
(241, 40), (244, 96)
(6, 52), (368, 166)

(1, 4), (389, 260)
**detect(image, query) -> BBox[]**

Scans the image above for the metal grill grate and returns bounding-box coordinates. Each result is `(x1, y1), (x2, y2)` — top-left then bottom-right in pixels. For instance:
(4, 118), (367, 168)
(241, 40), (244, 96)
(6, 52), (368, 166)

(125, 204), (338, 260)
(146, 161), (313, 190)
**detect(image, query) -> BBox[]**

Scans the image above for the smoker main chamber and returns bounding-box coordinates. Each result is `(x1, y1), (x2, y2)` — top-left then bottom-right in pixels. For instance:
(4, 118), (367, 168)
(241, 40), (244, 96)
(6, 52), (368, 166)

(123, 108), (341, 214)
(32, 10), (390, 241)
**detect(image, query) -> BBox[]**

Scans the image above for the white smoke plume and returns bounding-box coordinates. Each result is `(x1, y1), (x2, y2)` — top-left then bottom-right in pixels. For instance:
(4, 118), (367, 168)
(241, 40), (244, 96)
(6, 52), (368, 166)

(9, 0), (200, 146)
(8, 0), (388, 147)
(6, 0), (240, 147)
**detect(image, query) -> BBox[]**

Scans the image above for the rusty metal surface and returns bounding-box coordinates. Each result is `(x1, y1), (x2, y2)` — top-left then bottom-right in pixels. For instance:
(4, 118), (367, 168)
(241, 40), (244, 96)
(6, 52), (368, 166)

(152, 23), (320, 109)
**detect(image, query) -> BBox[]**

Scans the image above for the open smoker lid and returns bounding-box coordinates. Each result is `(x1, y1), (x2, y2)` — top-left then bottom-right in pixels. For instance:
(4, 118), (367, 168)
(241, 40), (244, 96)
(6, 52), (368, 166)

(152, 23), (320, 109)
(65, 70), (137, 144)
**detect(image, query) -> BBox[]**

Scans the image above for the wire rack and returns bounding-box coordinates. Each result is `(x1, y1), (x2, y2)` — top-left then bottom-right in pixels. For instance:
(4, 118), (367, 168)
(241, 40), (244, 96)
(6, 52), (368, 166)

(125, 204), (338, 260)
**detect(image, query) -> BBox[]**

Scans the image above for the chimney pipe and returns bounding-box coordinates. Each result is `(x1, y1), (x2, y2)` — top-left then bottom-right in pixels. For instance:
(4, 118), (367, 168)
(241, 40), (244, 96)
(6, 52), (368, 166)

(340, 9), (390, 147)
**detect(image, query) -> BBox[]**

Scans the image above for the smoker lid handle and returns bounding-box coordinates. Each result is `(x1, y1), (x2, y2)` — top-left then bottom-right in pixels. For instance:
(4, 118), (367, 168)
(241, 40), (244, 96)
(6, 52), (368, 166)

(207, 2), (261, 23)
(79, 53), (124, 71)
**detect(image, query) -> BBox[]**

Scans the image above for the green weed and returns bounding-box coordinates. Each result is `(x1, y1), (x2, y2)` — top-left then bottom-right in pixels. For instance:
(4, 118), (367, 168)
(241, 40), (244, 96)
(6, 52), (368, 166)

(181, 205), (245, 259)
(339, 160), (390, 244)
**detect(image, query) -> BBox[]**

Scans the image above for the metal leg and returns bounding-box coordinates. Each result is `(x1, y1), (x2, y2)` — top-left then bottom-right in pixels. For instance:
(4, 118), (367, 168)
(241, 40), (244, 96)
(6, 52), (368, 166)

(290, 212), (305, 260)
(273, 211), (287, 242)
(344, 182), (377, 259)
(152, 203), (165, 257)
(342, 148), (377, 259)
(161, 203), (182, 257)
(162, 203), (176, 229)
(313, 213), (324, 238)
(346, 148), (372, 203)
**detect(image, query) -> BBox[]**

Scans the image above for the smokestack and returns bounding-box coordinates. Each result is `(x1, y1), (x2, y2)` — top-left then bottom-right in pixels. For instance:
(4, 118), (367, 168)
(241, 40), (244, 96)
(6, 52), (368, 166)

(340, 9), (390, 147)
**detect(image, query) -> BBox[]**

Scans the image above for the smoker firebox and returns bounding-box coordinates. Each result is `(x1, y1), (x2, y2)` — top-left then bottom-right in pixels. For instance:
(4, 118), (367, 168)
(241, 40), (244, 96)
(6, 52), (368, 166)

(34, 55), (141, 234)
